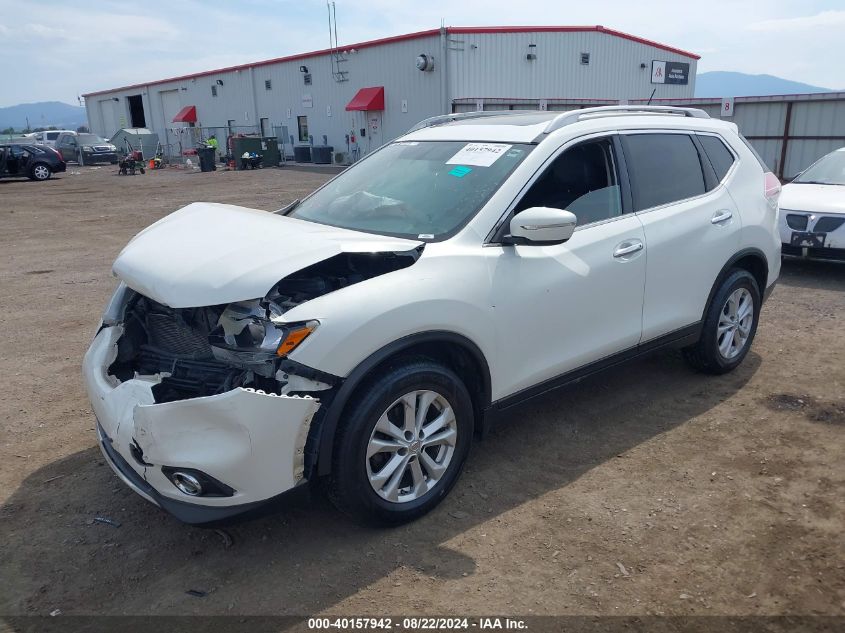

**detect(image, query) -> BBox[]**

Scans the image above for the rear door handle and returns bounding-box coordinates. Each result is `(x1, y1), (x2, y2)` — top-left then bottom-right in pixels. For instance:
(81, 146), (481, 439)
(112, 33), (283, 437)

(613, 240), (644, 258)
(711, 210), (733, 224)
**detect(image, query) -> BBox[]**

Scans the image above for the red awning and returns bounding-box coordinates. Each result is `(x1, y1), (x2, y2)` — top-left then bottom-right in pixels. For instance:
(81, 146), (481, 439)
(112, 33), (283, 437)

(172, 105), (197, 123)
(346, 86), (385, 111)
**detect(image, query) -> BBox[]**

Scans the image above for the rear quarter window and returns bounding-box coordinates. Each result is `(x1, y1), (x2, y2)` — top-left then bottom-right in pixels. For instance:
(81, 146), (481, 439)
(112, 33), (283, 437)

(698, 134), (736, 182)
(622, 133), (706, 211)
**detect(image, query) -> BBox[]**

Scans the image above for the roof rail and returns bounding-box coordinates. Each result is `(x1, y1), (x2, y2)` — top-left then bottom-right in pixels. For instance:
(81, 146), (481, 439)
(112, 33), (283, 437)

(543, 105), (710, 134)
(408, 110), (530, 132)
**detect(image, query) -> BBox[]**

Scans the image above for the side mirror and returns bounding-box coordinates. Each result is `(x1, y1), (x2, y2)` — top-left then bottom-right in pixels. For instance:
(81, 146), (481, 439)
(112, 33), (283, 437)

(508, 207), (577, 244)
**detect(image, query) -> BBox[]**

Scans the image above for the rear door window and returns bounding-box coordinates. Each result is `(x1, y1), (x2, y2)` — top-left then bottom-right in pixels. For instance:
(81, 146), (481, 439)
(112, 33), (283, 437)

(47, 132), (60, 141)
(698, 134), (736, 182)
(622, 133), (706, 211)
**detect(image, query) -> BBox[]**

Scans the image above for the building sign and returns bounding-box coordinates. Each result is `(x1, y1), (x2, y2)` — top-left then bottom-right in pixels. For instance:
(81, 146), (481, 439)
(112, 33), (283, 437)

(721, 97), (735, 117)
(651, 60), (690, 85)
(302, 93), (313, 108)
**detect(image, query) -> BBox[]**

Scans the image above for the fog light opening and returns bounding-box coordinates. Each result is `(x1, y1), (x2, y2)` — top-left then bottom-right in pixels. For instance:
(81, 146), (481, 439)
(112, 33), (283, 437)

(170, 471), (203, 496)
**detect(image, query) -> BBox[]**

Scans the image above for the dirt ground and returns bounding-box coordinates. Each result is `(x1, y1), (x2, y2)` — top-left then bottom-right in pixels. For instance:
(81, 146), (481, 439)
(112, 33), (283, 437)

(0, 165), (843, 624)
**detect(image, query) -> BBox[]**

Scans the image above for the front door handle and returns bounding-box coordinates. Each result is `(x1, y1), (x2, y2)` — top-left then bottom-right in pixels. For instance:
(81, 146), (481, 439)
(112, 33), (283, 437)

(613, 240), (644, 258)
(711, 209), (733, 224)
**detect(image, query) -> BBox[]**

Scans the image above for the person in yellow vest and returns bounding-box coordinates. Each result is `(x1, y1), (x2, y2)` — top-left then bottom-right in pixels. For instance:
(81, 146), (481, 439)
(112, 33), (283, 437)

(207, 134), (219, 163)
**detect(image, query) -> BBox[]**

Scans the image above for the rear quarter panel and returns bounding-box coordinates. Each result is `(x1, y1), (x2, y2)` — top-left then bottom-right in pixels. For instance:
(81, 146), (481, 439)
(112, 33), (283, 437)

(724, 130), (781, 288)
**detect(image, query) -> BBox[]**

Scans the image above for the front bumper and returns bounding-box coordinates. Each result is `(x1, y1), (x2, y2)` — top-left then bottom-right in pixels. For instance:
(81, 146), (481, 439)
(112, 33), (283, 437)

(779, 210), (845, 260)
(83, 152), (118, 163)
(84, 326), (320, 523)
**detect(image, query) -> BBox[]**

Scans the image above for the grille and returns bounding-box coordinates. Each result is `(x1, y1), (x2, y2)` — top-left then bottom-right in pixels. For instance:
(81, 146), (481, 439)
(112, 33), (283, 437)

(146, 312), (212, 357)
(786, 214), (809, 231)
(813, 216), (845, 233)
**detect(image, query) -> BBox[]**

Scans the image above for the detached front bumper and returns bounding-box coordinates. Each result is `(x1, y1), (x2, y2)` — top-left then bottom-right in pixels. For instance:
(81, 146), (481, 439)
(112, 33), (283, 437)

(83, 326), (320, 523)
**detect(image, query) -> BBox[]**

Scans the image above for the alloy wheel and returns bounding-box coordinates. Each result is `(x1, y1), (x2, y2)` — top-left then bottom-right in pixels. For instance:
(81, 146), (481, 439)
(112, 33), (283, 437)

(33, 165), (50, 180)
(366, 390), (457, 503)
(717, 287), (754, 359)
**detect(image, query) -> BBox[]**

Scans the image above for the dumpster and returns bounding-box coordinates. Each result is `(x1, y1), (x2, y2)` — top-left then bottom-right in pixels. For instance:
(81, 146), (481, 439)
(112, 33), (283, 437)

(231, 136), (280, 168)
(311, 145), (334, 164)
(197, 146), (216, 172)
(293, 145), (312, 163)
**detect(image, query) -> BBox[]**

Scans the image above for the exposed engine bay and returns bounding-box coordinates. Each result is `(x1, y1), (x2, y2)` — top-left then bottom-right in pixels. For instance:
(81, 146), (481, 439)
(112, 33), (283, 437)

(107, 249), (420, 404)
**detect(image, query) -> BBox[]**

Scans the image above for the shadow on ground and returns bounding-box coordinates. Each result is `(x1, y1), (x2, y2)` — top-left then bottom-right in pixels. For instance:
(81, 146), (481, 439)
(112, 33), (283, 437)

(0, 348), (760, 619)
(778, 257), (845, 291)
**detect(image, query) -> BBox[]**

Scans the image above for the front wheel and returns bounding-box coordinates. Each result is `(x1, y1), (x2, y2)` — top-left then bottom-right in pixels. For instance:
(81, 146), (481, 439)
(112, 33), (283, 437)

(328, 359), (473, 525)
(683, 268), (760, 374)
(29, 163), (52, 181)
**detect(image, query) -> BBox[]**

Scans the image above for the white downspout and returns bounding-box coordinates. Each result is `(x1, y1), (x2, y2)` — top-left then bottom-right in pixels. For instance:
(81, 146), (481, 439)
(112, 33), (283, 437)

(440, 27), (449, 114)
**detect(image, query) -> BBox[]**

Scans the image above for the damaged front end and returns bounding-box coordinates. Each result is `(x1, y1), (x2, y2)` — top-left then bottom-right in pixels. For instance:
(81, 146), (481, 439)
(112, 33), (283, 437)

(85, 245), (421, 522)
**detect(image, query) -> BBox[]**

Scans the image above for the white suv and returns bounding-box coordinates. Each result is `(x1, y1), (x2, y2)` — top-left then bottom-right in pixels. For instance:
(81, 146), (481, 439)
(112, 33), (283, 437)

(83, 106), (781, 525)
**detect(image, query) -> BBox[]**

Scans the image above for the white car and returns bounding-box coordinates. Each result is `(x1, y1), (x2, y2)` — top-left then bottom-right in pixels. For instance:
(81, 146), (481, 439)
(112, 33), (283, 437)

(30, 129), (76, 148)
(779, 147), (845, 262)
(83, 106), (781, 525)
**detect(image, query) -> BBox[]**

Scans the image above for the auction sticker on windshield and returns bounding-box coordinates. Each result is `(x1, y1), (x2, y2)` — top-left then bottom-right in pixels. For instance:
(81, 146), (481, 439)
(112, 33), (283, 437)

(446, 143), (512, 167)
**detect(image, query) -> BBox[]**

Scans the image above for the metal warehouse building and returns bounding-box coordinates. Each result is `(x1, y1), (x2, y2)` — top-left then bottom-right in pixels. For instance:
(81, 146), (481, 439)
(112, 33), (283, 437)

(83, 25), (698, 161)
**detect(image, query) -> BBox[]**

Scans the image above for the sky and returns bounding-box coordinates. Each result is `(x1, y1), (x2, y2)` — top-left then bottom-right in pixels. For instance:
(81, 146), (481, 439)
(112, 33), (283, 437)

(1, 0), (844, 107)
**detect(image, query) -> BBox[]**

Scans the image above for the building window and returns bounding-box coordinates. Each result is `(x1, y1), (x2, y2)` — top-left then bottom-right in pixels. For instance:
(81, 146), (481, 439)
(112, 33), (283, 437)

(265, 79), (272, 90)
(297, 116), (309, 143)
(303, 73), (312, 85)
(580, 52), (590, 65)
(211, 85), (218, 97)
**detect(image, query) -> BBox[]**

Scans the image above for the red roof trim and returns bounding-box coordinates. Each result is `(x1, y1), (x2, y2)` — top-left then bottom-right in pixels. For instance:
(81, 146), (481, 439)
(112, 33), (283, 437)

(82, 26), (698, 97)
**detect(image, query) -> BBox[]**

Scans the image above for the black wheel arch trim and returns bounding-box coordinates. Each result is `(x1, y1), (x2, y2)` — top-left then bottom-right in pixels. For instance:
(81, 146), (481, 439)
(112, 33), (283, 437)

(702, 247), (769, 322)
(313, 330), (492, 477)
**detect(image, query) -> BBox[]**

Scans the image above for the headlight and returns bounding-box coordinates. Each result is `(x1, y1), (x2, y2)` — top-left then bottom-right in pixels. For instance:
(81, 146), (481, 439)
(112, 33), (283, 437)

(82, 145), (93, 151)
(208, 299), (317, 372)
(108, 145), (117, 151)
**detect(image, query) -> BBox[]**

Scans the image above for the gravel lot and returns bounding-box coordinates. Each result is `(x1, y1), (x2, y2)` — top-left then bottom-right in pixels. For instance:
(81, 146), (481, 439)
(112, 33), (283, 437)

(0, 166), (843, 622)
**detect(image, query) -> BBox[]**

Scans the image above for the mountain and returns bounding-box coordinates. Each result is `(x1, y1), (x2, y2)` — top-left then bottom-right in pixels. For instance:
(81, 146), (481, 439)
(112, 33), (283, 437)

(695, 72), (837, 98)
(0, 101), (87, 131)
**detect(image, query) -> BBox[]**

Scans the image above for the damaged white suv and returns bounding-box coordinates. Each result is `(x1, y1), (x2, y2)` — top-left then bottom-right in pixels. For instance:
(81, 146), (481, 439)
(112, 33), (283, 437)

(84, 106), (781, 525)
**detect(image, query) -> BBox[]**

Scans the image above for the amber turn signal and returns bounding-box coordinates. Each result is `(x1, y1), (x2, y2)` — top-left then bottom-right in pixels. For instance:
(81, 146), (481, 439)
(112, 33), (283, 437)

(276, 322), (317, 356)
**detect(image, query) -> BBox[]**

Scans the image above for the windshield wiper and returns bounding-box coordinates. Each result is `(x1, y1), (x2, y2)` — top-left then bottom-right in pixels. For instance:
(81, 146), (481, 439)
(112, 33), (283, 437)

(796, 180), (836, 185)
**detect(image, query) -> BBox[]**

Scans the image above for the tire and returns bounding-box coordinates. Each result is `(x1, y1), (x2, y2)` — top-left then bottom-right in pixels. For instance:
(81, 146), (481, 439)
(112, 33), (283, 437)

(29, 163), (52, 181)
(327, 358), (474, 525)
(683, 268), (761, 374)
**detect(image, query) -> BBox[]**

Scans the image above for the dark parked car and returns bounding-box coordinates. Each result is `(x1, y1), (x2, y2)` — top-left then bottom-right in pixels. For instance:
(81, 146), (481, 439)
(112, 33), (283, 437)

(0, 143), (66, 181)
(55, 132), (119, 165)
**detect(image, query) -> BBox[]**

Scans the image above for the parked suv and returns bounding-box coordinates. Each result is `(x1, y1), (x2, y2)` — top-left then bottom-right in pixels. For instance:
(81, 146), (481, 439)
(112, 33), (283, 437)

(83, 106), (781, 525)
(55, 132), (118, 164)
(0, 142), (66, 180)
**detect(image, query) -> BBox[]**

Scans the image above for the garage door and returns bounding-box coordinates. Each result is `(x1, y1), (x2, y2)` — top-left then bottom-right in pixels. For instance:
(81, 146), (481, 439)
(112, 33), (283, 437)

(99, 99), (119, 137)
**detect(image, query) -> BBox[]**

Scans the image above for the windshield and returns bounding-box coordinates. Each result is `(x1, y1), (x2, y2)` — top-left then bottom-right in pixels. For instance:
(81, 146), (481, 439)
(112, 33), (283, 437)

(77, 134), (108, 144)
(289, 140), (532, 239)
(794, 150), (845, 185)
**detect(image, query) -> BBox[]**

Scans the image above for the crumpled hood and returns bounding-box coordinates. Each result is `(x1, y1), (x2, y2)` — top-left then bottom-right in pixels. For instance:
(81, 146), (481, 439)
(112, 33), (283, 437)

(780, 183), (845, 215)
(113, 202), (422, 308)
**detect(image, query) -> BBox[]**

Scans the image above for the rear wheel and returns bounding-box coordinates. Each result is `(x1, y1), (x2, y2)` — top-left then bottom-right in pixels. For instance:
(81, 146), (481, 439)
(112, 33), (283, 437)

(683, 268), (760, 374)
(29, 163), (52, 181)
(328, 359), (473, 525)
